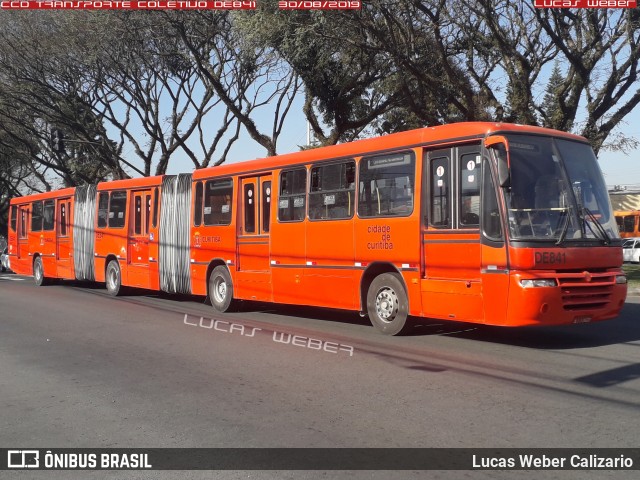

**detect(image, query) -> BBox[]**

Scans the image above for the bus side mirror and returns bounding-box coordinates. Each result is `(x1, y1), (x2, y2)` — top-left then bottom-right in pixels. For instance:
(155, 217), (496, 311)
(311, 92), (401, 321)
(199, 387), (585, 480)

(485, 135), (510, 188)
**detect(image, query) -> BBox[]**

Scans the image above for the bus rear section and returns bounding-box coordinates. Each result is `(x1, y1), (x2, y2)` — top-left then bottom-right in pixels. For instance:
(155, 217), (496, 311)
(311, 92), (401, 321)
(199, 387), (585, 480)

(8, 189), (76, 283)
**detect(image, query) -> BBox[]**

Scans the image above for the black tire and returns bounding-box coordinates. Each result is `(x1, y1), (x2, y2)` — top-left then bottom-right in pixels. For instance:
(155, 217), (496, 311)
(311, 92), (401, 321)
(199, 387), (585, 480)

(366, 272), (409, 335)
(209, 265), (235, 312)
(106, 260), (122, 296)
(33, 256), (46, 286)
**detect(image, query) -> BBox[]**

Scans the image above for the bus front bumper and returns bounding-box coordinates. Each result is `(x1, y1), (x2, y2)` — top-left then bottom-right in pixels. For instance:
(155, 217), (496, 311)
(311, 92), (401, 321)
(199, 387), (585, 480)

(505, 270), (627, 326)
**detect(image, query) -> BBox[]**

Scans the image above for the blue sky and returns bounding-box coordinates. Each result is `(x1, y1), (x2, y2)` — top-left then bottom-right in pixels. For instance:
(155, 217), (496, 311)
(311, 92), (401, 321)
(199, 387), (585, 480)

(597, 110), (640, 189)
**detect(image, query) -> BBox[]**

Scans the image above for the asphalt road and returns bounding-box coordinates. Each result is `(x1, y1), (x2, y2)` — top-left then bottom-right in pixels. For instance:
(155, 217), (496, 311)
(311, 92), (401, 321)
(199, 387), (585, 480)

(1, 271), (639, 480)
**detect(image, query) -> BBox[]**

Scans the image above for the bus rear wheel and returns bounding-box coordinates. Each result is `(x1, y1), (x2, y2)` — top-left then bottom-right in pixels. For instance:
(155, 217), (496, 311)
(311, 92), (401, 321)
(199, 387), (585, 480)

(33, 257), (46, 286)
(366, 273), (409, 335)
(106, 260), (123, 296)
(209, 266), (235, 313)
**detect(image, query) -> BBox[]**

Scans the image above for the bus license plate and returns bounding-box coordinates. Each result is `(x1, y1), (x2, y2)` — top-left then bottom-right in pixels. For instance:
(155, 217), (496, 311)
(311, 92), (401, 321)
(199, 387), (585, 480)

(573, 315), (592, 324)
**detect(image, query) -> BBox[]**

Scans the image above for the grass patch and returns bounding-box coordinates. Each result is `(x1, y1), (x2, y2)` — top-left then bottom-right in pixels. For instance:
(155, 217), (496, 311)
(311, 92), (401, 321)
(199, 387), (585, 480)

(623, 263), (640, 289)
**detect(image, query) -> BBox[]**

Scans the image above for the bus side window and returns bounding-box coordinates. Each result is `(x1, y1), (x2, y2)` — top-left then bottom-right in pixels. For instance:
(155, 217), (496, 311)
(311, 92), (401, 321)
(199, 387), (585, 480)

(309, 161), (355, 220)
(624, 215), (635, 233)
(10, 205), (17, 232)
(108, 191), (127, 229)
(152, 187), (159, 228)
(204, 178), (233, 226)
(43, 200), (55, 231)
(194, 182), (203, 227)
(358, 152), (415, 218)
(97, 192), (109, 228)
(278, 169), (306, 222)
(31, 201), (43, 232)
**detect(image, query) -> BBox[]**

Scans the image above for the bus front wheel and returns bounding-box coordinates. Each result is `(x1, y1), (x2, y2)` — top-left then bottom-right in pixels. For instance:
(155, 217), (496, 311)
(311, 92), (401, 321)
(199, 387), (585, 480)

(209, 266), (235, 313)
(106, 260), (122, 296)
(366, 273), (409, 335)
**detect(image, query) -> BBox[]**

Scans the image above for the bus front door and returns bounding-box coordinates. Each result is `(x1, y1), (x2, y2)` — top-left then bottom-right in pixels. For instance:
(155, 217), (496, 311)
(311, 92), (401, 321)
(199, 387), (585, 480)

(422, 146), (484, 323)
(236, 176), (272, 301)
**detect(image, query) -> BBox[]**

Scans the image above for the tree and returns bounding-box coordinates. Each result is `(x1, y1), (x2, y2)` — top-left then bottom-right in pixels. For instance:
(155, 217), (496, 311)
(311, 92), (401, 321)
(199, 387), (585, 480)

(428, 0), (640, 153)
(168, 10), (301, 157)
(235, 1), (486, 146)
(0, 12), (128, 186)
(540, 61), (570, 131)
(534, 6), (640, 152)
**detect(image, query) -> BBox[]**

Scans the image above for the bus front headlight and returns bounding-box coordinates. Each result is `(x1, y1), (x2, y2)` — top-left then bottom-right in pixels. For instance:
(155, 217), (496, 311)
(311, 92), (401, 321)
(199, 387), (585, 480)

(520, 279), (557, 288)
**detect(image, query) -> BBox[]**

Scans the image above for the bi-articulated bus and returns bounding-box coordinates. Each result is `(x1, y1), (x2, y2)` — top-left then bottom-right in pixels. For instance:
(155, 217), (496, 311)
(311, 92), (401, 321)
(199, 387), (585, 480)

(7, 122), (627, 334)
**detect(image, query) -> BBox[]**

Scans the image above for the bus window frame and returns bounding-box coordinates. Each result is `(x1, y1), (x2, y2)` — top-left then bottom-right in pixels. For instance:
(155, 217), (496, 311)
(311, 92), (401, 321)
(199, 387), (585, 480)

(358, 151), (416, 219)
(193, 181), (203, 227)
(278, 168), (307, 223)
(10, 205), (17, 232)
(43, 199), (55, 232)
(31, 200), (44, 232)
(107, 190), (127, 229)
(309, 159), (356, 221)
(202, 177), (233, 227)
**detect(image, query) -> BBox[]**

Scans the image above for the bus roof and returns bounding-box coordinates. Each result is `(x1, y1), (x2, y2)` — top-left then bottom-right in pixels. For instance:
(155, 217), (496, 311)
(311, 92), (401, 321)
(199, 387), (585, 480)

(193, 122), (589, 181)
(9, 187), (76, 205)
(97, 175), (164, 191)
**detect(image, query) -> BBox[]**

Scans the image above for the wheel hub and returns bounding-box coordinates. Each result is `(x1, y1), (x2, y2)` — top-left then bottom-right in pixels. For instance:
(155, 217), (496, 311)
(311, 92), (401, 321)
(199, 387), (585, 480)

(376, 288), (398, 322)
(213, 277), (227, 303)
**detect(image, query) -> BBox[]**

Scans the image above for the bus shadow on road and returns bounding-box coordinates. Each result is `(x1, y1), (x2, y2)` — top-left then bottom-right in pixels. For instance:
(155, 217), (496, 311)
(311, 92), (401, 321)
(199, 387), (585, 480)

(432, 302), (640, 350)
(231, 301), (373, 329)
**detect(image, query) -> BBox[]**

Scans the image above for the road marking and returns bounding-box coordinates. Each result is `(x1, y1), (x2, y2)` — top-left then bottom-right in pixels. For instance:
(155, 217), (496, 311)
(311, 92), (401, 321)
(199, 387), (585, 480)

(0, 276), (27, 281)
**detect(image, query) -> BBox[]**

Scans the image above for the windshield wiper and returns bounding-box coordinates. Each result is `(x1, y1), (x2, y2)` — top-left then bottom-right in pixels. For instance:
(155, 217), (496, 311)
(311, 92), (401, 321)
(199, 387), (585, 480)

(581, 207), (611, 245)
(555, 210), (571, 245)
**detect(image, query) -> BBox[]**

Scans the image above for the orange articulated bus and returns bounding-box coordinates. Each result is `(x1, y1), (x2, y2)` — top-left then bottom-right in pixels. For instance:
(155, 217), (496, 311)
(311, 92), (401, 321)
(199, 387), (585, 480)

(7, 122), (627, 334)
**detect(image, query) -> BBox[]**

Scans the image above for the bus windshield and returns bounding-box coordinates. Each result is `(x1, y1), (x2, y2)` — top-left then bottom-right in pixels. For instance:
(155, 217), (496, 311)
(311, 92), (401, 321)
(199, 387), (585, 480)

(503, 135), (618, 243)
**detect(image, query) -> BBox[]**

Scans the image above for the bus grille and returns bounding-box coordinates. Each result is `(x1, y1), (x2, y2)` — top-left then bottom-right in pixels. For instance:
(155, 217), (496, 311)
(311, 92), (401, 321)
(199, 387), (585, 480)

(557, 271), (616, 311)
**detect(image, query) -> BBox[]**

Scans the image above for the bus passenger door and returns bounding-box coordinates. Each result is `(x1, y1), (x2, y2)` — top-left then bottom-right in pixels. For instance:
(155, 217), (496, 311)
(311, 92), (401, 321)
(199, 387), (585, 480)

(236, 176), (272, 301)
(56, 198), (73, 279)
(127, 190), (151, 289)
(421, 145), (484, 322)
(148, 188), (160, 291)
